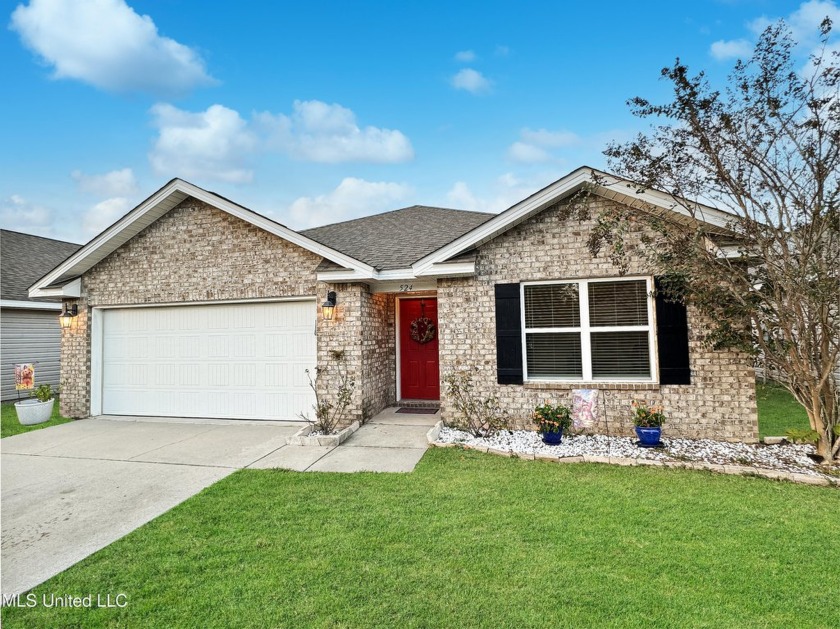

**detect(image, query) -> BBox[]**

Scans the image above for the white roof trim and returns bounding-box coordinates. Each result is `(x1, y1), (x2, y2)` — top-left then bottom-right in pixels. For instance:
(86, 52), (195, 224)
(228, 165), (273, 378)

(0, 299), (62, 310)
(316, 269), (373, 282)
(416, 261), (475, 277)
(29, 278), (81, 300)
(28, 179), (377, 298)
(412, 167), (736, 275)
(316, 260), (477, 284)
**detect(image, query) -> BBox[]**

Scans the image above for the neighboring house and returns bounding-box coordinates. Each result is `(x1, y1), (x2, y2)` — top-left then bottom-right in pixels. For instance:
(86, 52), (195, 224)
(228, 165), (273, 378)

(29, 167), (758, 442)
(1, 230), (81, 401)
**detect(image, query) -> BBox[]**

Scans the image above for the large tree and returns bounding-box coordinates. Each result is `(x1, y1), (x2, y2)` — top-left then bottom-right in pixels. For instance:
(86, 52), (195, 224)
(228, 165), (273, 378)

(591, 19), (839, 461)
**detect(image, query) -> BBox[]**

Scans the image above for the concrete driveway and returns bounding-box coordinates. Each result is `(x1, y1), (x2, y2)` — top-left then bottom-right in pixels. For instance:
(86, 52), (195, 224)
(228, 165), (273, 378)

(1, 416), (300, 597)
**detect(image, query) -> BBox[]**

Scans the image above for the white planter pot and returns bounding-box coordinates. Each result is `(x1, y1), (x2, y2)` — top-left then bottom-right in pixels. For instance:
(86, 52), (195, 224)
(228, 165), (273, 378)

(14, 398), (55, 426)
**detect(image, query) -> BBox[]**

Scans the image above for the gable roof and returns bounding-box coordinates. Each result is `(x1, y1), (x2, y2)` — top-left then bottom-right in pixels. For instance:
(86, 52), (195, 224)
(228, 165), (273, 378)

(28, 179), (378, 298)
(301, 206), (493, 271)
(1, 230), (81, 305)
(27, 167), (739, 299)
(412, 166), (737, 275)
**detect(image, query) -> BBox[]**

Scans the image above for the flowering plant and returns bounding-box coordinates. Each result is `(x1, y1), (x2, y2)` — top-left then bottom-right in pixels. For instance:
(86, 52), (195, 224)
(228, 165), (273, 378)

(533, 402), (572, 434)
(631, 400), (666, 427)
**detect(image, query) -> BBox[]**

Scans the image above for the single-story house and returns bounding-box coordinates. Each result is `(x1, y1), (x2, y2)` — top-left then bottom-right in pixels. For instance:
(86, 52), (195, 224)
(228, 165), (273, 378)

(1, 229), (81, 401)
(29, 167), (758, 442)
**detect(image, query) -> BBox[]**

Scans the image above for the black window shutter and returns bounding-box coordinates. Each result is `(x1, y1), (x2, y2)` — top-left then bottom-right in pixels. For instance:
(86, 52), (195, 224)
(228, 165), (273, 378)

(655, 277), (691, 385)
(495, 283), (523, 385)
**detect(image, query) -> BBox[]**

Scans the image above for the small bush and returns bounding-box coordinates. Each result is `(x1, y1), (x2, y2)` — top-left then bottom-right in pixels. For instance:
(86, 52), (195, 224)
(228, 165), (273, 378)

(533, 402), (572, 434)
(32, 384), (55, 403)
(631, 400), (666, 427)
(443, 368), (510, 438)
(785, 428), (820, 445)
(299, 349), (355, 434)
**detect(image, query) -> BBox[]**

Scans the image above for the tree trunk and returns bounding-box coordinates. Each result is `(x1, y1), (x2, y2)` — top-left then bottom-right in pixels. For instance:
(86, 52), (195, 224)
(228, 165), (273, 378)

(805, 392), (839, 462)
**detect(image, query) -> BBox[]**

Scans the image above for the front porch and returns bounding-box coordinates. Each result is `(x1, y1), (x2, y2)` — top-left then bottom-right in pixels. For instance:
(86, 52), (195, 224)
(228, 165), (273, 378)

(315, 283), (442, 425)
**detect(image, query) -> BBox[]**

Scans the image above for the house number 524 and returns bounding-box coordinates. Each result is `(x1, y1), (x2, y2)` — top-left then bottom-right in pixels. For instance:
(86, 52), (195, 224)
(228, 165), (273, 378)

(399, 284), (413, 292)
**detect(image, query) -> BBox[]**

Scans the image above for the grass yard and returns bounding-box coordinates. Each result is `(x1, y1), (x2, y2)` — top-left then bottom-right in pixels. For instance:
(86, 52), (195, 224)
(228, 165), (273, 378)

(755, 382), (812, 439)
(3, 448), (838, 629)
(1, 399), (71, 438)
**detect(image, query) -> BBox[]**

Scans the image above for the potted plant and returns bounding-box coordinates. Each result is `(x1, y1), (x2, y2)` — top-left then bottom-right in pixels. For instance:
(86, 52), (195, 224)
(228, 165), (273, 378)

(533, 402), (572, 445)
(15, 384), (56, 426)
(632, 400), (665, 447)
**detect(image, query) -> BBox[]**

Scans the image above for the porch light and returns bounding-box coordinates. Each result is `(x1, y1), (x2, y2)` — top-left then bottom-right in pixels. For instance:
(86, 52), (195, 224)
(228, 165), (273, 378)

(322, 291), (337, 321)
(59, 304), (78, 329)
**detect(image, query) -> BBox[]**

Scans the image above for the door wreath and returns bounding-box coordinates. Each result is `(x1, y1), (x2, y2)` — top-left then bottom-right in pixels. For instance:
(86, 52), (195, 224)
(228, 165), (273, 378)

(410, 316), (436, 344)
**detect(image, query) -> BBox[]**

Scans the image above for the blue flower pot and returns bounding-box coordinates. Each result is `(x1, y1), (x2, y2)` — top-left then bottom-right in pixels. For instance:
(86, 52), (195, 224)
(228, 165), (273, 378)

(635, 426), (662, 446)
(541, 428), (564, 445)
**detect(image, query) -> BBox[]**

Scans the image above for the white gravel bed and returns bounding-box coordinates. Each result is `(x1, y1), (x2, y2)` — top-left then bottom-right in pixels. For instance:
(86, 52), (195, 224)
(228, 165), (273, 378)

(437, 427), (837, 481)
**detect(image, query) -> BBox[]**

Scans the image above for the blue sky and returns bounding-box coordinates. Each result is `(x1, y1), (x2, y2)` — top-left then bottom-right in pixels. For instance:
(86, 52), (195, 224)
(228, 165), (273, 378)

(1, 0), (836, 244)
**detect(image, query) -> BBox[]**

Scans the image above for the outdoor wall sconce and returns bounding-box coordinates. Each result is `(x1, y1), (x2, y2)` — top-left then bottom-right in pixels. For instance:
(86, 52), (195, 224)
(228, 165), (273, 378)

(59, 304), (78, 329)
(322, 291), (337, 321)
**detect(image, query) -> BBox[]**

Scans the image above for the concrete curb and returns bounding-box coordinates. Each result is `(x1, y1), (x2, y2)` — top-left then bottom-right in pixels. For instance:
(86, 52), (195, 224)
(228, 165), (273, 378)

(426, 420), (443, 444)
(286, 422), (360, 447)
(429, 442), (839, 487)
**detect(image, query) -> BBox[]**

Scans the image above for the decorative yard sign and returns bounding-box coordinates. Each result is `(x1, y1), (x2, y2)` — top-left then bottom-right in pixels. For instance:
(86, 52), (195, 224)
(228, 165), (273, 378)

(15, 364), (35, 390)
(572, 389), (598, 430)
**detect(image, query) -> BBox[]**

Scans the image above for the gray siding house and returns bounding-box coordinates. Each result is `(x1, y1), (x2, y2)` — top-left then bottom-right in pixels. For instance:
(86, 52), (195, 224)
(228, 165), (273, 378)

(1, 230), (81, 400)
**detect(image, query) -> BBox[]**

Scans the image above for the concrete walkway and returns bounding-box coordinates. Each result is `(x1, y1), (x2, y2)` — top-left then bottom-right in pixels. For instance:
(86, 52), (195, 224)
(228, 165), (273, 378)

(1, 409), (436, 597)
(250, 407), (438, 473)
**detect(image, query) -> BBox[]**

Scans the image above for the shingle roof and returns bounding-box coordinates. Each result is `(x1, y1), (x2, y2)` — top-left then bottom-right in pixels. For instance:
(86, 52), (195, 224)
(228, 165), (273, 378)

(301, 205), (493, 270)
(1, 230), (82, 301)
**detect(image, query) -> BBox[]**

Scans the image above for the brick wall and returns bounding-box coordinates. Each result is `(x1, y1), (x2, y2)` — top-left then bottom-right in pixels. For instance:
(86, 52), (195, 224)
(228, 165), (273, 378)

(60, 198), (325, 418)
(360, 290), (396, 419)
(314, 282), (365, 426)
(437, 197), (759, 442)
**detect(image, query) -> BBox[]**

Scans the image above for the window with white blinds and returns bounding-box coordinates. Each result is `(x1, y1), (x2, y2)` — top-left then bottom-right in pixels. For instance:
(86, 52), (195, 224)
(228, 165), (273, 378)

(522, 278), (654, 381)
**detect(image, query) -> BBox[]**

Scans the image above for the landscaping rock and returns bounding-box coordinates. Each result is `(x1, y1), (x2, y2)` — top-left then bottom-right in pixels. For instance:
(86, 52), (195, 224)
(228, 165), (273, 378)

(435, 426), (838, 485)
(763, 436), (787, 445)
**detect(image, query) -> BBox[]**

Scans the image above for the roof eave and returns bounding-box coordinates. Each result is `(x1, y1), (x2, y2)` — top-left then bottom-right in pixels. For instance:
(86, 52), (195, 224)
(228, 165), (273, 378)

(28, 179), (377, 298)
(411, 166), (736, 275)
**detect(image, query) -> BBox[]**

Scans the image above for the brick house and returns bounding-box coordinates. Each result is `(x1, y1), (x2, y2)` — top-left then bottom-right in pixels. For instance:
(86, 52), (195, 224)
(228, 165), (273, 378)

(30, 167), (758, 442)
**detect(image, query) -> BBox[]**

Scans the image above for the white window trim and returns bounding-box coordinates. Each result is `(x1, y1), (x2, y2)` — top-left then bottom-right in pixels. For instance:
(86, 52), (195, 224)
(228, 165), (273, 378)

(520, 276), (657, 383)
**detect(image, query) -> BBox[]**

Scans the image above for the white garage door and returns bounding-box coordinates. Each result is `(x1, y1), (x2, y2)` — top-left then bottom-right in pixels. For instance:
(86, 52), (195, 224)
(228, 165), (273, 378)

(101, 301), (316, 420)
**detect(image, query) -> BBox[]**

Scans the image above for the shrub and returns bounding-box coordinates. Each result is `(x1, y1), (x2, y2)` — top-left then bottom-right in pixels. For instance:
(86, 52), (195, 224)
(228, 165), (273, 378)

(443, 368), (510, 438)
(631, 400), (666, 428)
(299, 349), (355, 434)
(32, 384), (55, 403)
(533, 402), (572, 434)
(785, 428), (820, 445)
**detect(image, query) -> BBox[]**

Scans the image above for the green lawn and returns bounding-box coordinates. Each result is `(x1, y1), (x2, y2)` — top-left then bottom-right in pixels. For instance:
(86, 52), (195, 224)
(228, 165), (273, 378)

(1, 399), (71, 438)
(756, 382), (812, 438)
(3, 448), (838, 629)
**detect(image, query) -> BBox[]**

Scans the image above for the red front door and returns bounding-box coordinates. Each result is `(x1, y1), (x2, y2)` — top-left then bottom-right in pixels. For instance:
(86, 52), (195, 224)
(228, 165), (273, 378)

(399, 298), (440, 400)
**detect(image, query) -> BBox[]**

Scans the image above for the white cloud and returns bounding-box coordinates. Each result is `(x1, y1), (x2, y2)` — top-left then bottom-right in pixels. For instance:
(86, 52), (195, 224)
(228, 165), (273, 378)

(72, 167), (138, 196)
(454, 50), (476, 62)
(712, 1), (840, 60)
(148, 100), (414, 182)
(507, 127), (580, 163)
(520, 128), (580, 148)
(288, 178), (411, 229)
(149, 103), (258, 183)
(0, 194), (53, 233)
(750, 1), (840, 43)
(256, 100), (414, 163)
(495, 45), (510, 57)
(450, 68), (492, 93)
(710, 38), (753, 60)
(445, 172), (554, 214)
(507, 142), (553, 163)
(82, 197), (131, 235)
(10, 0), (215, 96)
